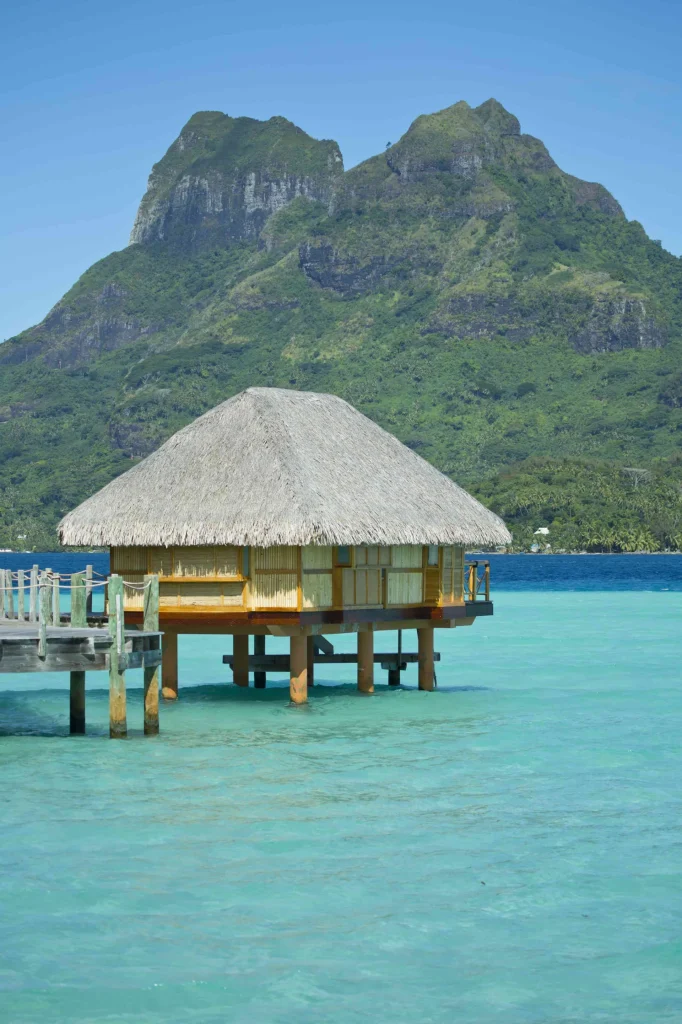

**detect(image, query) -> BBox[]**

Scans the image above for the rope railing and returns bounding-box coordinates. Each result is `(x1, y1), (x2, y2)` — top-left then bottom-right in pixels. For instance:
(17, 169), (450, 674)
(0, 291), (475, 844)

(0, 568), (158, 626)
(0, 575), (153, 589)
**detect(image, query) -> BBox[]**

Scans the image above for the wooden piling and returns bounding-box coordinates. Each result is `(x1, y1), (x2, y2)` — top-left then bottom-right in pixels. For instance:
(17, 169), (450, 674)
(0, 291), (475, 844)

(38, 572), (50, 658)
(9, 569), (16, 619)
(161, 628), (178, 699)
(290, 634), (308, 704)
(29, 565), (38, 622)
(69, 671), (86, 734)
(70, 572), (87, 628)
(389, 628), (403, 685)
(307, 634), (315, 687)
(17, 570), (25, 621)
(143, 574), (160, 734)
(107, 574), (127, 738)
(1, 569), (11, 619)
(418, 626), (435, 691)
(51, 571), (60, 626)
(233, 634), (249, 687)
(253, 634), (266, 688)
(85, 564), (93, 616)
(357, 630), (374, 693)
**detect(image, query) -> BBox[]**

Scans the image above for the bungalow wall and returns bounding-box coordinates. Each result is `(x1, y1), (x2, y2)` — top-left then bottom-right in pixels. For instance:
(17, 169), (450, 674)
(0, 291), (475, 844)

(110, 544), (465, 613)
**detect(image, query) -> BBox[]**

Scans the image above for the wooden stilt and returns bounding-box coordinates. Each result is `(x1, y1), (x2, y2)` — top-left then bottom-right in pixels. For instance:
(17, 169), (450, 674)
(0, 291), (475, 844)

(107, 574), (127, 738)
(307, 635), (315, 687)
(418, 626), (435, 691)
(290, 634), (308, 704)
(161, 628), (178, 699)
(1, 569), (10, 614)
(51, 571), (60, 626)
(70, 671), (86, 734)
(233, 634), (249, 687)
(71, 572), (87, 628)
(38, 572), (49, 658)
(253, 634), (266, 688)
(29, 565), (39, 623)
(85, 564), (93, 616)
(357, 630), (374, 693)
(143, 574), (160, 734)
(17, 571), (25, 621)
(389, 628), (403, 685)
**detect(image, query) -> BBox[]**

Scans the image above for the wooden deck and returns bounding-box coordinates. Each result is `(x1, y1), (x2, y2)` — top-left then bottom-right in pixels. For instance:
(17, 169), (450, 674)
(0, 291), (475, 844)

(0, 621), (162, 674)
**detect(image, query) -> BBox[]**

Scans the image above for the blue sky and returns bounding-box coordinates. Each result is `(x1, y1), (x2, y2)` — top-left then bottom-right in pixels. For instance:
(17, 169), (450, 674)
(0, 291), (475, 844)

(1, 0), (680, 341)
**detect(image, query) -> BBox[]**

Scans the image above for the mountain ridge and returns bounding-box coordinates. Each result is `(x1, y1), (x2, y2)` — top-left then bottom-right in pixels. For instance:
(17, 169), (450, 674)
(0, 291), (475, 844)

(1, 98), (680, 551)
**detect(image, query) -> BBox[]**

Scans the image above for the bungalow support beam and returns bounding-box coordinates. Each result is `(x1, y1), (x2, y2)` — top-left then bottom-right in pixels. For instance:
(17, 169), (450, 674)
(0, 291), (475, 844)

(418, 626), (435, 691)
(233, 634), (249, 687)
(357, 630), (374, 693)
(307, 635), (315, 687)
(290, 634), (308, 704)
(253, 634), (266, 688)
(69, 671), (86, 734)
(389, 629), (403, 686)
(161, 628), (178, 699)
(143, 574), (160, 734)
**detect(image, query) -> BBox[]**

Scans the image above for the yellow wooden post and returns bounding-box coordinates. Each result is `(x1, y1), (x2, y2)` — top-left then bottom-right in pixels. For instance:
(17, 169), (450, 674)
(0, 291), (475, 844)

(233, 634), (249, 687)
(485, 562), (490, 601)
(290, 634), (308, 704)
(161, 628), (178, 699)
(418, 626), (435, 692)
(467, 563), (476, 601)
(143, 574), (160, 734)
(357, 630), (374, 693)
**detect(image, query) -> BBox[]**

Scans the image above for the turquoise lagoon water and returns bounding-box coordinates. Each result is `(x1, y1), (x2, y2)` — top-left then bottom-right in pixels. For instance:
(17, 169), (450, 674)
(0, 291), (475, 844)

(0, 559), (681, 1022)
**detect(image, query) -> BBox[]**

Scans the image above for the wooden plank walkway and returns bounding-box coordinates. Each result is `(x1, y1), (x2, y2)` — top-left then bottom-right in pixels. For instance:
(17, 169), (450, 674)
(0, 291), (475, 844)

(0, 572), (163, 738)
(0, 622), (162, 674)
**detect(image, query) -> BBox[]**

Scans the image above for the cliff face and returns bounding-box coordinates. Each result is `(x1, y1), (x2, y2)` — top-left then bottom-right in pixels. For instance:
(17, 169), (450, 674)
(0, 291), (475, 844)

(1, 99), (681, 547)
(129, 112), (343, 250)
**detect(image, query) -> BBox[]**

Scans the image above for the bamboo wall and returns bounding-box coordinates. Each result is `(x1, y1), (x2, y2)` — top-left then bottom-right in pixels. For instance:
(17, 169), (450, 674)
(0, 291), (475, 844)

(110, 544), (466, 613)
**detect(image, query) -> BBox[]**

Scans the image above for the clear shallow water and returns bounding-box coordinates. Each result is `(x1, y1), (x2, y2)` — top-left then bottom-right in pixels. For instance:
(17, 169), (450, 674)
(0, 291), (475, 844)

(0, 568), (681, 1021)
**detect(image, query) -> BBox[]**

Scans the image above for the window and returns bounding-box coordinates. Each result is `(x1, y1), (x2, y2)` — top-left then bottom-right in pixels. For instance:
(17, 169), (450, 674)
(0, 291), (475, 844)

(427, 545), (439, 567)
(336, 545), (352, 566)
(242, 547), (250, 577)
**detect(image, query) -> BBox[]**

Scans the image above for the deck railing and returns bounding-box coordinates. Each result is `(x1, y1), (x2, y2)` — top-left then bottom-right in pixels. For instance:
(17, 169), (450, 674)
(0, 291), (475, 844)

(0, 565), (100, 624)
(465, 560), (490, 602)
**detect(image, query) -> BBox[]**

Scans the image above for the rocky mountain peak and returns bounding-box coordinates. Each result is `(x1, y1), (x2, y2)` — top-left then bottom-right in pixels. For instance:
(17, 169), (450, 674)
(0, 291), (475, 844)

(129, 112), (344, 251)
(474, 98), (521, 136)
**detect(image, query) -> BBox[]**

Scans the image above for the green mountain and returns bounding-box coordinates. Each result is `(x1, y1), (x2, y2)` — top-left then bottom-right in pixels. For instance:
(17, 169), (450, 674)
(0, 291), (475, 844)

(2, 100), (681, 551)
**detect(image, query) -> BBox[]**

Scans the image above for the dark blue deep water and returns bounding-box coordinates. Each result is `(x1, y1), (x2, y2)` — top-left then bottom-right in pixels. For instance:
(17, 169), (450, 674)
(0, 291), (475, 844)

(0, 555), (680, 1022)
(2, 551), (681, 592)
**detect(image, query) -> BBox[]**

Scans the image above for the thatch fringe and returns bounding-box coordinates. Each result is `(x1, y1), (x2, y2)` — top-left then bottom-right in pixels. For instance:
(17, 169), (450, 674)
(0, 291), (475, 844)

(59, 388), (511, 547)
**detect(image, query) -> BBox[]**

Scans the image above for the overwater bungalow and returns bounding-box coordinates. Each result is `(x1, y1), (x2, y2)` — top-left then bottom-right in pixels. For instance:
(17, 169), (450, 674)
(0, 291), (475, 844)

(59, 387), (510, 703)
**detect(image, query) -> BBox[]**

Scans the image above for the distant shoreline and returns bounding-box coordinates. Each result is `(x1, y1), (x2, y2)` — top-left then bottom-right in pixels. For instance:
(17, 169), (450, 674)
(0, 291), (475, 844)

(476, 551), (682, 556)
(1, 550), (680, 558)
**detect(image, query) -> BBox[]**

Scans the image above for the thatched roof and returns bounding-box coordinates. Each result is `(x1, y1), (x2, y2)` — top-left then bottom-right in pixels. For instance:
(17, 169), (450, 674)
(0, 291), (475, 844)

(59, 388), (511, 547)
